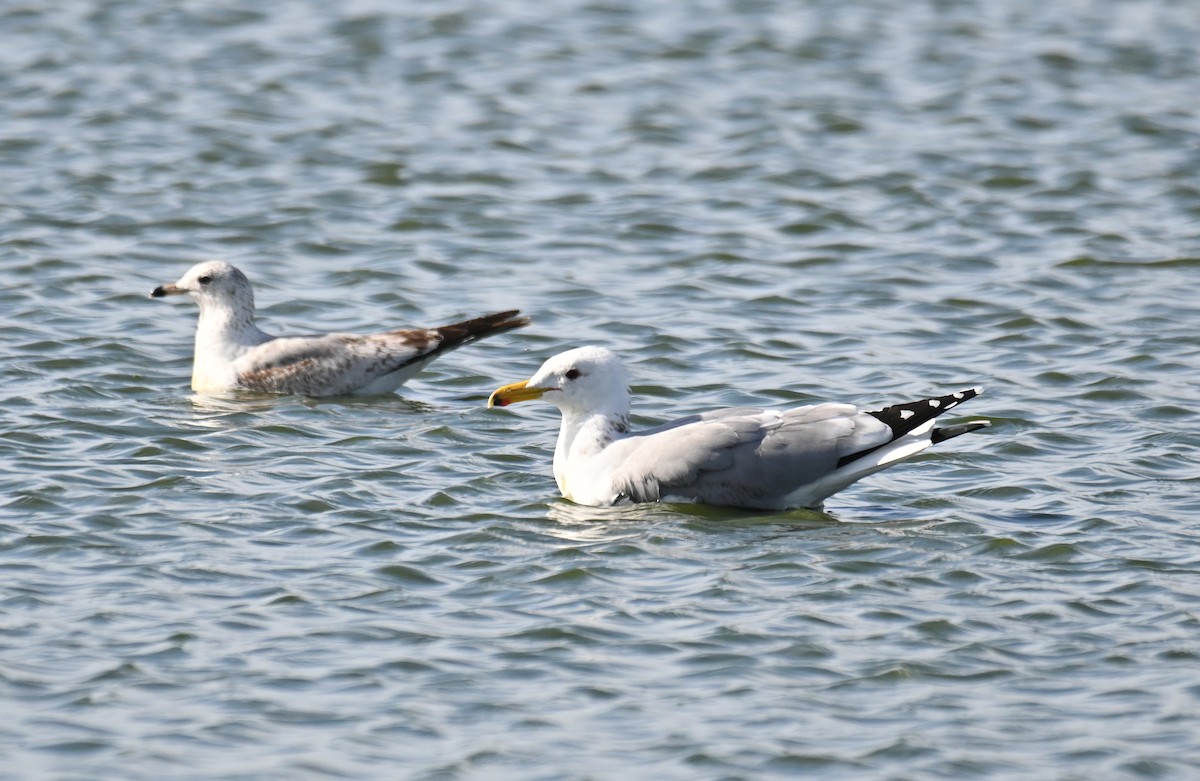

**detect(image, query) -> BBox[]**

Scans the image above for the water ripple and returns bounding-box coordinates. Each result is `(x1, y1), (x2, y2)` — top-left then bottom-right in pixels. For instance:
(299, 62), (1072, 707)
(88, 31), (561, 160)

(3, 0), (1200, 779)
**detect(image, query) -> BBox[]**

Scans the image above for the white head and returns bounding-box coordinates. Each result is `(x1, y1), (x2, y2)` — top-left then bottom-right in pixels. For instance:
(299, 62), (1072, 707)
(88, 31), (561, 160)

(489, 346), (631, 417)
(150, 260), (255, 315)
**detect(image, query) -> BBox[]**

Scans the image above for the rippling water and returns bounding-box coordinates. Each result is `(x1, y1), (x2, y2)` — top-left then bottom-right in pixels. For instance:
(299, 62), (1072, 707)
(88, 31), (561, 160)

(3, 1), (1200, 779)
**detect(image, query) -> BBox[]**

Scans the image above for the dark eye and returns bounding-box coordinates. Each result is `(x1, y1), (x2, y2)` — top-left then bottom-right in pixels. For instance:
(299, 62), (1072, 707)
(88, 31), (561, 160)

(198, 275), (212, 285)
(565, 368), (581, 381)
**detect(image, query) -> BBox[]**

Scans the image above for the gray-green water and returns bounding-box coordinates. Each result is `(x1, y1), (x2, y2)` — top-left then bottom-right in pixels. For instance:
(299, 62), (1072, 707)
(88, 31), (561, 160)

(3, 1), (1200, 779)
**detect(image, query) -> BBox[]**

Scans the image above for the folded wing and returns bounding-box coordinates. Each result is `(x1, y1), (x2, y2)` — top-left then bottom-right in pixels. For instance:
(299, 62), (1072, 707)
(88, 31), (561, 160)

(234, 310), (528, 396)
(606, 403), (895, 508)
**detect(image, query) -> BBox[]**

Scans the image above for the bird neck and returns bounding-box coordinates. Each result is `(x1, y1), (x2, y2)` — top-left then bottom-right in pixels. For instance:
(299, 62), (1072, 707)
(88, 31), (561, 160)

(191, 301), (272, 392)
(195, 299), (270, 351)
(554, 407), (630, 472)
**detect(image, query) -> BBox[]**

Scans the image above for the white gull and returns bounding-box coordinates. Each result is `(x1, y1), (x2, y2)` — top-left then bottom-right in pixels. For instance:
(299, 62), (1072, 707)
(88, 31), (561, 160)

(152, 260), (528, 396)
(488, 346), (989, 510)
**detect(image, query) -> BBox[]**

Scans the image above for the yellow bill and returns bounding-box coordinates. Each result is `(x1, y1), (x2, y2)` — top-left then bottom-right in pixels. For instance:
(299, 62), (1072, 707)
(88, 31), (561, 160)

(488, 379), (547, 408)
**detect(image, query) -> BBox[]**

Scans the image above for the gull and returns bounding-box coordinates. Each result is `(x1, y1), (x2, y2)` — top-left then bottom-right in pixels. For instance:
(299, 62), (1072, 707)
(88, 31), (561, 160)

(488, 346), (990, 510)
(151, 260), (528, 396)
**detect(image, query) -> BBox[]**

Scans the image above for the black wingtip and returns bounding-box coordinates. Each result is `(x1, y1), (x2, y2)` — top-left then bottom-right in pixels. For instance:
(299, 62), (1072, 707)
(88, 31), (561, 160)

(868, 387), (983, 439)
(931, 420), (991, 444)
(835, 387), (986, 469)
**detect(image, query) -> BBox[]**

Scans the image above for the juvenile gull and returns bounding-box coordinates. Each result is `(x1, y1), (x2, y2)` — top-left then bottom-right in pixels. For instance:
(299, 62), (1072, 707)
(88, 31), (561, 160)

(151, 260), (528, 396)
(488, 346), (990, 510)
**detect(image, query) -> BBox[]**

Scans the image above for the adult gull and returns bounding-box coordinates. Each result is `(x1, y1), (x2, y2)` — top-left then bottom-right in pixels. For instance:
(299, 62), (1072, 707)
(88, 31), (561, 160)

(152, 260), (528, 396)
(488, 346), (990, 510)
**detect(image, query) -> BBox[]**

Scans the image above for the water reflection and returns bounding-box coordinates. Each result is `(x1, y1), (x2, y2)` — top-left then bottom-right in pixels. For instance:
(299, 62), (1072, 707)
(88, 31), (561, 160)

(184, 391), (286, 429)
(544, 495), (841, 527)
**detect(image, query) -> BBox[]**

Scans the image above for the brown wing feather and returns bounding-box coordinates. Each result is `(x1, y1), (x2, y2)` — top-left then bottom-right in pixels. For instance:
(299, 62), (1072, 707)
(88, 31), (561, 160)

(233, 310), (530, 395)
(398, 310), (530, 356)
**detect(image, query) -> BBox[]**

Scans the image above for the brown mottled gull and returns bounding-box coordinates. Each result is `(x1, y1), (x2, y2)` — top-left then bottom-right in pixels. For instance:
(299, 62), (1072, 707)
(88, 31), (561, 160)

(488, 346), (989, 510)
(151, 260), (528, 396)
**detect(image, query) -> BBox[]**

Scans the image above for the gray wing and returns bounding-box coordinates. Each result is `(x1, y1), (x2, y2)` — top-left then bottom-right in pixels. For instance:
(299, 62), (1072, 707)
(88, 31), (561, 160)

(607, 404), (893, 508)
(233, 310), (528, 396)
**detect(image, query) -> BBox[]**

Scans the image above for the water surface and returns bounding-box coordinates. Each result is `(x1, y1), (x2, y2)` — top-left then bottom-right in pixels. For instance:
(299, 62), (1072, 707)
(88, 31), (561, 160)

(2, 1), (1199, 779)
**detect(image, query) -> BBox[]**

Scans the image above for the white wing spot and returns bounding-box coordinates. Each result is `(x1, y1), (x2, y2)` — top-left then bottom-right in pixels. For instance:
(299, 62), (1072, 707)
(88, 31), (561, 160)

(928, 399), (941, 408)
(900, 409), (914, 420)
(953, 392), (964, 399)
